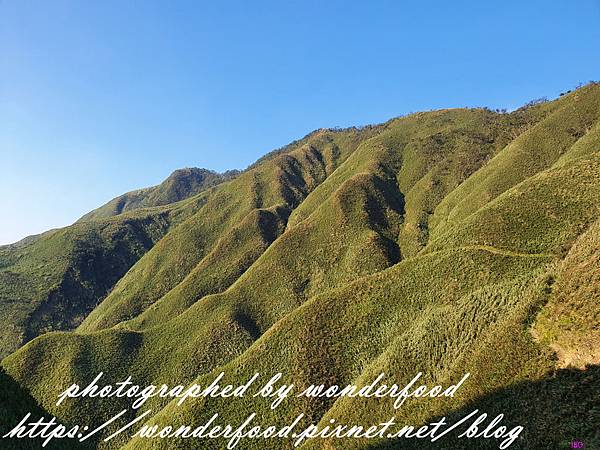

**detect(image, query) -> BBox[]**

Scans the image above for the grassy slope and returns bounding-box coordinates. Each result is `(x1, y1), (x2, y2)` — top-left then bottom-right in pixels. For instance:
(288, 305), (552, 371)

(78, 108), (529, 333)
(1, 84), (599, 450)
(430, 84), (600, 240)
(0, 196), (202, 358)
(78, 128), (377, 332)
(0, 367), (86, 449)
(288, 108), (537, 258)
(534, 217), (600, 369)
(121, 93), (600, 447)
(78, 167), (238, 222)
(120, 250), (549, 450)
(122, 111), (510, 331)
(426, 152), (600, 255)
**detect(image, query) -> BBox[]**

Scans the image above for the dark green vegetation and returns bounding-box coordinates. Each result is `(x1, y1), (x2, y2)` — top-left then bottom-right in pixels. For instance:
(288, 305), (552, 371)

(1, 84), (599, 449)
(0, 367), (83, 449)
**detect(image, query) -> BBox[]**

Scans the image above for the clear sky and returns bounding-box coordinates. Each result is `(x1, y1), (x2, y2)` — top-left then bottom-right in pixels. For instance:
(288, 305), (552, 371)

(1, 0), (599, 244)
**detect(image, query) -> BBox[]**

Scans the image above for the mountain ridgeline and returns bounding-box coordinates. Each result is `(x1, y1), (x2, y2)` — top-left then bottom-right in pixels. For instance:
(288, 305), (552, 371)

(0, 168), (235, 357)
(79, 167), (240, 222)
(1, 84), (599, 449)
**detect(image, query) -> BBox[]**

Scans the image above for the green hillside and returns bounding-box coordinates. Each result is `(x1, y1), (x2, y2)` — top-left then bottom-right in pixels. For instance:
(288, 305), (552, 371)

(0, 190), (209, 357)
(78, 167), (239, 222)
(1, 83), (599, 449)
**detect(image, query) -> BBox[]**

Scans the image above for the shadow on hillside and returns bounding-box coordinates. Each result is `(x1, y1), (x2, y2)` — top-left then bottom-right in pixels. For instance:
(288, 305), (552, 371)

(0, 368), (88, 450)
(367, 365), (599, 450)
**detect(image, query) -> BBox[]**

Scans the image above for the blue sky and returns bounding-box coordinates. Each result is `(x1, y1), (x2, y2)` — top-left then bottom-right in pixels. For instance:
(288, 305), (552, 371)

(1, 0), (599, 244)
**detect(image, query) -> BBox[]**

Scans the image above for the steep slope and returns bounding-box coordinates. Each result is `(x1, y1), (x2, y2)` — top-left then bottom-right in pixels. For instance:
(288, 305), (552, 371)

(0, 192), (207, 358)
(122, 254), (553, 450)
(288, 108), (540, 257)
(119, 109), (518, 331)
(0, 367), (86, 449)
(534, 217), (600, 369)
(118, 92), (600, 448)
(1, 83), (599, 450)
(78, 127), (378, 332)
(0, 129), (373, 357)
(78, 167), (239, 222)
(77, 107), (535, 334)
(430, 84), (600, 239)
(425, 152), (600, 255)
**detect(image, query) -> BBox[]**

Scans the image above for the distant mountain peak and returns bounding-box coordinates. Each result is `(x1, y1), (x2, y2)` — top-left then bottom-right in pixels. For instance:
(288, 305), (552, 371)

(79, 166), (240, 222)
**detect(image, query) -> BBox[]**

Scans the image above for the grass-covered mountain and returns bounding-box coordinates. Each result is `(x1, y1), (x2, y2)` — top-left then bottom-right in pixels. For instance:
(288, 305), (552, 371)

(0, 168), (220, 357)
(1, 83), (599, 449)
(79, 167), (239, 221)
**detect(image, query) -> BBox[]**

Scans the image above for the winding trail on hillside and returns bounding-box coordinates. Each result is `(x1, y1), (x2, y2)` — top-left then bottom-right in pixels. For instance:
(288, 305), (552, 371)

(462, 244), (555, 258)
(421, 244), (555, 260)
